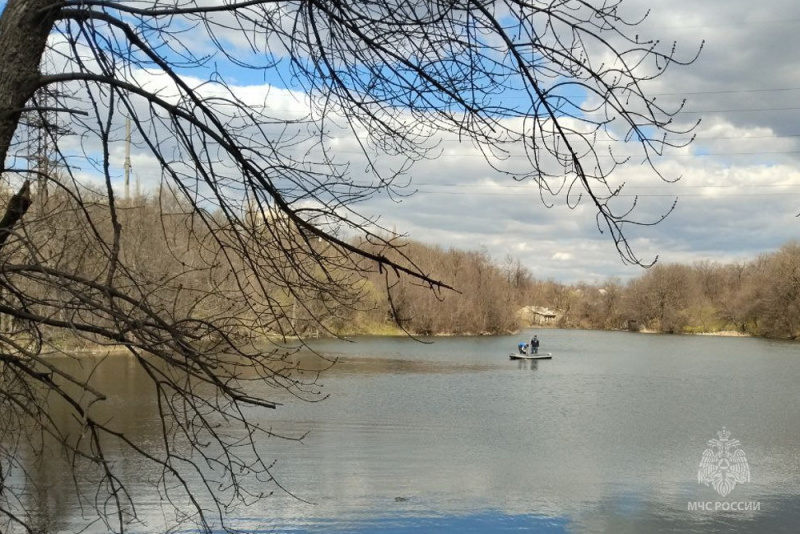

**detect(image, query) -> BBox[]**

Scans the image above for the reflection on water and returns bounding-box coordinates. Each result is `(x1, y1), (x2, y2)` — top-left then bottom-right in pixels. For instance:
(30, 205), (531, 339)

(215, 510), (569, 533)
(325, 356), (498, 376)
(7, 330), (800, 533)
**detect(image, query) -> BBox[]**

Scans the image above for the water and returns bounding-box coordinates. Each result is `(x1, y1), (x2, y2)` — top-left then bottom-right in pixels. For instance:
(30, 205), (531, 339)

(10, 329), (800, 533)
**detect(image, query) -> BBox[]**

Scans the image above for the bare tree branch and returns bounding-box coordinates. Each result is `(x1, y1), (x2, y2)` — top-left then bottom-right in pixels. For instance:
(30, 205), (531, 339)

(0, 0), (700, 531)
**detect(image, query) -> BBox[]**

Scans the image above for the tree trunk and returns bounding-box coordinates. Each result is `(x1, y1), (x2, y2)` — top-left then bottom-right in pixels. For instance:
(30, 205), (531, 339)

(0, 179), (31, 252)
(0, 0), (57, 167)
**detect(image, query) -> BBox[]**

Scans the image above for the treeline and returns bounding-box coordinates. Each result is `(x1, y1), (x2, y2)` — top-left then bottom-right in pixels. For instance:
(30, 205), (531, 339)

(3, 187), (532, 344)
(0, 186), (250, 348)
(9, 188), (800, 341)
(561, 244), (800, 338)
(342, 241), (800, 339)
(353, 242), (534, 335)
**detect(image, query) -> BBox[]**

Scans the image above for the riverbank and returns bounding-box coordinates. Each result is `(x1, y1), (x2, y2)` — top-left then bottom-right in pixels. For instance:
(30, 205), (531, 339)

(31, 324), (763, 356)
(693, 330), (750, 337)
(633, 327), (751, 337)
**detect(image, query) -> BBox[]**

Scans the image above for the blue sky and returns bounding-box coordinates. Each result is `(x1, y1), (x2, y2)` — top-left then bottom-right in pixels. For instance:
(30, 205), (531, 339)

(21, 0), (800, 284)
(347, 0), (800, 283)
(253, 0), (800, 282)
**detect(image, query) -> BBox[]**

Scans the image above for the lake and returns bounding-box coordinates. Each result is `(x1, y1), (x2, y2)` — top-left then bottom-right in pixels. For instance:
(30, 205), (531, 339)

(10, 329), (800, 533)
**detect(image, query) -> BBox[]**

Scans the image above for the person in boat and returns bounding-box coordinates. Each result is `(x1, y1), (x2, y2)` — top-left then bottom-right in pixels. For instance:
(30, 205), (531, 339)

(530, 335), (540, 354)
(518, 341), (528, 354)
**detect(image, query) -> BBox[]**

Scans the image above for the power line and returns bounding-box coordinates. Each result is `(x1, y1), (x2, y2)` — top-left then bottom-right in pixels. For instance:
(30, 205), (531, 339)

(665, 87), (800, 97)
(635, 14), (800, 32)
(677, 106), (800, 114)
(410, 182), (800, 189)
(355, 179), (800, 198)
(410, 189), (800, 198)
(496, 86), (800, 101)
(310, 147), (800, 159)
(310, 131), (800, 153)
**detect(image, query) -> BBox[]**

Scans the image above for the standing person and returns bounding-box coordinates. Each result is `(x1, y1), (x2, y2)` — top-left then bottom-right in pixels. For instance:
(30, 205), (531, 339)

(518, 341), (528, 354)
(531, 335), (540, 354)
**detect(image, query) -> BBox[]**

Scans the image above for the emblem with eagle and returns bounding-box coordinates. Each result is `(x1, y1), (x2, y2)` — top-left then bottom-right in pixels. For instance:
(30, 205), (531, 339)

(697, 427), (750, 497)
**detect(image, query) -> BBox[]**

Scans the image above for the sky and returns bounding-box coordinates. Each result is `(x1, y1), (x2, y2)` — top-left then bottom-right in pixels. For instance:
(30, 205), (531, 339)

(360, 0), (800, 283)
(35, 0), (800, 284)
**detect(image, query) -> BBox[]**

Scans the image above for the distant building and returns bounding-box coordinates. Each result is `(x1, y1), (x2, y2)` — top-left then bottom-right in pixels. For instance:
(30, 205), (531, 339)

(516, 305), (558, 326)
(531, 306), (557, 325)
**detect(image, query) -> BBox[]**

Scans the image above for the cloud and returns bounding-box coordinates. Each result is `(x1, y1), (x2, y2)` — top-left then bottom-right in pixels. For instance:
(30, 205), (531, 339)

(357, 0), (800, 282)
(551, 252), (574, 262)
(32, 1), (800, 285)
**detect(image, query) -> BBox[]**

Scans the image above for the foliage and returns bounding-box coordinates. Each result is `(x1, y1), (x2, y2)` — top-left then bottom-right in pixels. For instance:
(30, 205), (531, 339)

(547, 242), (800, 339)
(356, 241), (523, 335)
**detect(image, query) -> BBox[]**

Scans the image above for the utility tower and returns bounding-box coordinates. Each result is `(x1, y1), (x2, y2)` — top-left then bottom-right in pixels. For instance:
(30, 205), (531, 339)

(124, 117), (131, 200)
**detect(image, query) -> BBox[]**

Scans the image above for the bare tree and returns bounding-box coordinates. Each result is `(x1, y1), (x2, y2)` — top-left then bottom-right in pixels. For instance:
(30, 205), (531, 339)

(753, 243), (800, 338)
(0, 0), (699, 532)
(622, 262), (695, 333)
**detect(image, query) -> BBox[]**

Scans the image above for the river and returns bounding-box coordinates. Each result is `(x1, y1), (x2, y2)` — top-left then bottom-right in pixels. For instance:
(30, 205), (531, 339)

(9, 329), (800, 533)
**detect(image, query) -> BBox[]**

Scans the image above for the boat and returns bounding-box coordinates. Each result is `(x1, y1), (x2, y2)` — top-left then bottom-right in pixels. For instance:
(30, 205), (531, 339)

(509, 353), (552, 360)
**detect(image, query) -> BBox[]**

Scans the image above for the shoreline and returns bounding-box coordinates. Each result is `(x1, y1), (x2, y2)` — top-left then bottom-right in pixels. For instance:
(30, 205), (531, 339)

(34, 327), (761, 355)
(692, 330), (750, 337)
